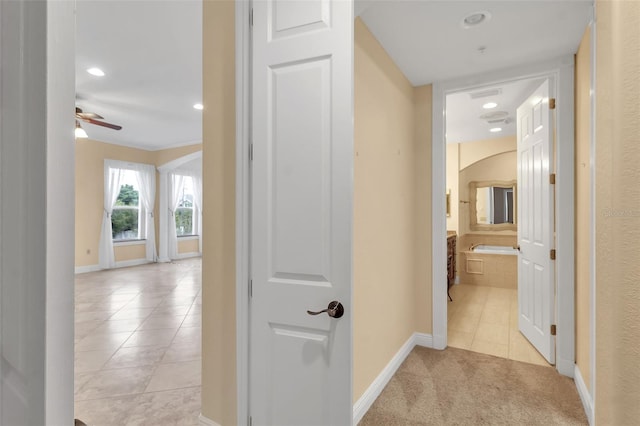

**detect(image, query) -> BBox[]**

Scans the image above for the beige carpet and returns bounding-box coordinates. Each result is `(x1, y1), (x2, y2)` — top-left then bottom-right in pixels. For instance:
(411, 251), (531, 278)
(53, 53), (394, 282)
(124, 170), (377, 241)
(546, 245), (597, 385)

(360, 346), (587, 425)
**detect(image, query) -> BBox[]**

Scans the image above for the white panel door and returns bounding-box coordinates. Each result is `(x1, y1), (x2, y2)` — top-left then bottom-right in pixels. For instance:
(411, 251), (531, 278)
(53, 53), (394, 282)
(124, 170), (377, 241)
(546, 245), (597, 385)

(516, 79), (555, 364)
(250, 0), (353, 425)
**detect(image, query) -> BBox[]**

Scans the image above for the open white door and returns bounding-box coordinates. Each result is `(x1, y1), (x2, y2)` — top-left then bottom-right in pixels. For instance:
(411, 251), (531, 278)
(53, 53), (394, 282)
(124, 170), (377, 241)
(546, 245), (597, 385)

(516, 80), (555, 364)
(250, 0), (354, 425)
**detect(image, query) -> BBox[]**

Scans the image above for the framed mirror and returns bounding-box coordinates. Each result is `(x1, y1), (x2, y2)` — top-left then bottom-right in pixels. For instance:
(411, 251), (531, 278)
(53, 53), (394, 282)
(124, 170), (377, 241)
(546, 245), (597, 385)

(469, 180), (517, 231)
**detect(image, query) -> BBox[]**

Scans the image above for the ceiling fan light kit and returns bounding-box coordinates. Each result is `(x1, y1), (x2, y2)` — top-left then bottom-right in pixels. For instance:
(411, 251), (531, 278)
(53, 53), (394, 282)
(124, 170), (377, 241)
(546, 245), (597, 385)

(75, 122), (88, 139)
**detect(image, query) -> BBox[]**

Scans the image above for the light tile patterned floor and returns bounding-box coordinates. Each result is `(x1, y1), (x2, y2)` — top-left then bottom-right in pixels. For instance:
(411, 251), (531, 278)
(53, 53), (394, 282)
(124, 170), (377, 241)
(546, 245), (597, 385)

(74, 259), (202, 426)
(447, 284), (550, 367)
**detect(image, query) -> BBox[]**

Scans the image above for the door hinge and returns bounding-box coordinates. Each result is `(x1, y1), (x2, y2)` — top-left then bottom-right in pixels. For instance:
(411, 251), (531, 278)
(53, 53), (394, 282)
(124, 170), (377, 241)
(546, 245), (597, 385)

(549, 98), (556, 109)
(550, 249), (556, 260)
(249, 143), (254, 161)
(551, 324), (557, 336)
(250, 8), (254, 27)
(549, 173), (556, 184)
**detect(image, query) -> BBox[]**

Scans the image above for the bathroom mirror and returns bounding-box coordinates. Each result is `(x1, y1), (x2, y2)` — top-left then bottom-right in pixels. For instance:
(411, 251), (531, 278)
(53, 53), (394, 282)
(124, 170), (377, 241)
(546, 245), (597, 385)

(469, 180), (517, 231)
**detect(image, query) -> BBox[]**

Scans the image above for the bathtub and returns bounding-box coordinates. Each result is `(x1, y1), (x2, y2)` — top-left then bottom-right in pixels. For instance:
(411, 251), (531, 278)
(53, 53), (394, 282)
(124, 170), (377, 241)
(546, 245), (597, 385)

(472, 244), (518, 255)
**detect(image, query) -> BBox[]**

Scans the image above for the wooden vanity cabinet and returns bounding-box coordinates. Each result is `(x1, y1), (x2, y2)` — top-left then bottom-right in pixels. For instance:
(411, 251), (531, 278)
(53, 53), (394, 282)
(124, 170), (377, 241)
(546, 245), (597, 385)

(447, 233), (456, 301)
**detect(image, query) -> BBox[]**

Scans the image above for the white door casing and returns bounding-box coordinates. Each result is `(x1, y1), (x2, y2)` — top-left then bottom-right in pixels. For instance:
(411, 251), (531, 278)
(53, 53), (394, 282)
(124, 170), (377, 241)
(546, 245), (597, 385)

(250, 0), (354, 425)
(517, 79), (555, 364)
(1, 0), (75, 424)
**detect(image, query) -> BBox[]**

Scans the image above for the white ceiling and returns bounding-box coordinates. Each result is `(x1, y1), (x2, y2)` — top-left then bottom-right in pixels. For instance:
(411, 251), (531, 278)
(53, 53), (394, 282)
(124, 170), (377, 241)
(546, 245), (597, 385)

(75, 0), (591, 151)
(445, 77), (544, 143)
(358, 0), (592, 86)
(358, 0), (592, 145)
(75, 0), (202, 150)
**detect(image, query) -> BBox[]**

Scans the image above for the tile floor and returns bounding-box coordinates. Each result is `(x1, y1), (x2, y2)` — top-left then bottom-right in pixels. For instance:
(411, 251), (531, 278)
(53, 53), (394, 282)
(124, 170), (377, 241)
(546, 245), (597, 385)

(74, 258), (202, 426)
(447, 283), (550, 367)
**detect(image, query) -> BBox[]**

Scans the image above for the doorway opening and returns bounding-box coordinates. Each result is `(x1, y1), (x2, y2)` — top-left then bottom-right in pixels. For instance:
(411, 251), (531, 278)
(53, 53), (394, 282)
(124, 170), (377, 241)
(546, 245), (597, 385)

(73, 1), (204, 424)
(444, 77), (550, 366)
(432, 56), (576, 377)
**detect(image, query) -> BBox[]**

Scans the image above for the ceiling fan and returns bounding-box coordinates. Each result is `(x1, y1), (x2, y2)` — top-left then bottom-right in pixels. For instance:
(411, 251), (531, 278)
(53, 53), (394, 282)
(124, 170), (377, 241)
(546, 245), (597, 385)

(75, 107), (122, 138)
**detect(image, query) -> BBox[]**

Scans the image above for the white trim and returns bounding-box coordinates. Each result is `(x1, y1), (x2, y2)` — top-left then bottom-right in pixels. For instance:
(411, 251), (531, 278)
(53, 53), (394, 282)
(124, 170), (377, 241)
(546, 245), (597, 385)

(555, 61), (576, 378)
(75, 258), (153, 274)
(113, 239), (146, 247)
(157, 150), (202, 172)
(87, 137), (202, 153)
(575, 365), (594, 425)
(432, 55), (576, 376)
(178, 235), (200, 241)
(74, 264), (102, 274)
(432, 82), (448, 351)
(235, 0), (251, 425)
(589, 3), (597, 406)
(352, 333), (433, 424)
(173, 252), (201, 260)
(198, 413), (222, 426)
(1, 2), (75, 422)
(149, 139), (203, 152)
(414, 332), (434, 348)
(114, 258), (152, 269)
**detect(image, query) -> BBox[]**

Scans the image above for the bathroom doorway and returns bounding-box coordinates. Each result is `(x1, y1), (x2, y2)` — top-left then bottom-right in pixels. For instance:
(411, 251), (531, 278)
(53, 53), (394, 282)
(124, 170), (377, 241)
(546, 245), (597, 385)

(443, 76), (553, 367)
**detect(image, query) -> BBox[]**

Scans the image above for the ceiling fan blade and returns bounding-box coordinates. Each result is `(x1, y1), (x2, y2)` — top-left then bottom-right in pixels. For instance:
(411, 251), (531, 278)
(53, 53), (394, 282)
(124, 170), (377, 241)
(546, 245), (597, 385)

(81, 117), (122, 131)
(76, 112), (104, 120)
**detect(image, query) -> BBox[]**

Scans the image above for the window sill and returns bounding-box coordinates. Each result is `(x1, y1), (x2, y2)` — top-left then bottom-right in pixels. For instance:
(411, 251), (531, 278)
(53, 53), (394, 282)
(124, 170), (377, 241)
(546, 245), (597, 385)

(177, 235), (200, 241)
(114, 239), (147, 247)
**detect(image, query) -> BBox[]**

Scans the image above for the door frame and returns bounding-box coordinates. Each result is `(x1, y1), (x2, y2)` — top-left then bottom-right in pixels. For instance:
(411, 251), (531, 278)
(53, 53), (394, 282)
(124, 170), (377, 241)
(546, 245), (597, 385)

(431, 55), (576, 376)
(0, 0), (76, 423)
(235, 0), (251, 423)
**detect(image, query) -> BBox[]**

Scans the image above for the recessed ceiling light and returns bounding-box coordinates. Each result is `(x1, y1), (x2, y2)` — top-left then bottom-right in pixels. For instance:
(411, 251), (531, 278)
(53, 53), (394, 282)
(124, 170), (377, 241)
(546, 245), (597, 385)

(483, 102), (498, 109)
(461, 11), (492, 29)
(193, 103), (204, 110)
(490, 127), (502, 133)
(87, 67), (105, 77)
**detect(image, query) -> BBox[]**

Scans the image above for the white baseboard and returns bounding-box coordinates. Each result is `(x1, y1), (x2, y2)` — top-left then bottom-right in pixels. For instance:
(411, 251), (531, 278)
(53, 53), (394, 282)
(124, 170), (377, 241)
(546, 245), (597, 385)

(352, 332), (433, 425)
(74, 264), (101, 274)
(174, 252), (202, 260)
(198, 414), (221, 426)
(75, 259), (153, 274)
(574, 365), (594, 425)
(414, 332), (434, 348)
(114, 258), (152, 269)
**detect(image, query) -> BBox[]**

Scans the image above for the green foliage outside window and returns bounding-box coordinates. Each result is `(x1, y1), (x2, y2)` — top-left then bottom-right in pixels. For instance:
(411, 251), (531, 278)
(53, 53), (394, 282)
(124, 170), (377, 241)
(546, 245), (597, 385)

(112, 184), (140, 240)
(175, 208), (193, 236)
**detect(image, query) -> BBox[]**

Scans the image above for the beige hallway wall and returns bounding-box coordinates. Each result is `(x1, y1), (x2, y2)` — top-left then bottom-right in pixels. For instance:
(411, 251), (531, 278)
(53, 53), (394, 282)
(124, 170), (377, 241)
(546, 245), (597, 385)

(414, 84), (433, 335)
(595, 0), (640, 423)
(574, 25), (592, 392)
(201, 0), (237, 424)
(354, 18), (419, 401)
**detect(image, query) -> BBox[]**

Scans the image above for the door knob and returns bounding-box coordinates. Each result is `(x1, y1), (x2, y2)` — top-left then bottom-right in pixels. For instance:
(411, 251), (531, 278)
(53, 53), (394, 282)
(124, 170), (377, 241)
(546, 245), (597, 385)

(307, 301), (344, 319)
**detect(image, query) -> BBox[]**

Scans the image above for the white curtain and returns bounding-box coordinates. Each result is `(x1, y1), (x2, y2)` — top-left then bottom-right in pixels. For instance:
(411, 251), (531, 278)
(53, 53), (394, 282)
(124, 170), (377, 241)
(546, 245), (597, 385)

(133, 163), (157, 262)
(189, 172), (203, 254)
(168, 173), (184, 260)
(98, 165), (123, 269)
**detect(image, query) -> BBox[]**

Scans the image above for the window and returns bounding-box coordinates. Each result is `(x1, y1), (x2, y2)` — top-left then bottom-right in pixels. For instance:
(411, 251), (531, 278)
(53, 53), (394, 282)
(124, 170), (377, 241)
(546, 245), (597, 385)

(112, 169), (145, 241)
(175, 175), (197, 236)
